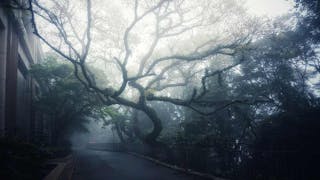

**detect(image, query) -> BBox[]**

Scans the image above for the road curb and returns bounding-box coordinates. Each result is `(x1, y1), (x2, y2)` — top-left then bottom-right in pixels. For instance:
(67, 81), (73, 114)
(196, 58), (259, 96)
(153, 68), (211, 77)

(43, 154), (74, 180)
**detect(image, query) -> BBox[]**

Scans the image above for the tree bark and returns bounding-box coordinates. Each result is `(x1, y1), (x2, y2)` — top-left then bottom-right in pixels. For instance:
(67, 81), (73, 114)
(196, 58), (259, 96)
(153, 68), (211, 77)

(142, 106), (162, 144)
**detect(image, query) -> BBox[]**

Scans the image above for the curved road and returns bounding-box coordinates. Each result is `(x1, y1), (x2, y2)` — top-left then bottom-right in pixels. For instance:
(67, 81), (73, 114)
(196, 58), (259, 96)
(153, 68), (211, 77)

(72, 149), (203, 180)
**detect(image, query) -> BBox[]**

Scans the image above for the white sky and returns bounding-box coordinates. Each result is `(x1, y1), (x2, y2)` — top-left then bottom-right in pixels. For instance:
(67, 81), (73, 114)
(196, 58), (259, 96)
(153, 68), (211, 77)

(245, 0), (295, 17)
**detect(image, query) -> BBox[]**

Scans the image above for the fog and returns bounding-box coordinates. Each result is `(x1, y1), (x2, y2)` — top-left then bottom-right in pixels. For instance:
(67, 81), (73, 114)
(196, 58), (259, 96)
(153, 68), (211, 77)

(70, 118), (120, 149)
(26, 0), (320, 178)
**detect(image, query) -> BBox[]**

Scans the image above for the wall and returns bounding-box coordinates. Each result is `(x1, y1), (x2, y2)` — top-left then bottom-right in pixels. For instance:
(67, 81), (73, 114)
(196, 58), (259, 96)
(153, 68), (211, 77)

(0, 9), (8, 137)
(0, 2), (45, 142)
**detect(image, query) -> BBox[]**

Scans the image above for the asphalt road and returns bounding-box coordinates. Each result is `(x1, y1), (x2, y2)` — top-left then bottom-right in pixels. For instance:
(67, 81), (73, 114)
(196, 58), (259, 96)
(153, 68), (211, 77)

(72, 149), (203, 180)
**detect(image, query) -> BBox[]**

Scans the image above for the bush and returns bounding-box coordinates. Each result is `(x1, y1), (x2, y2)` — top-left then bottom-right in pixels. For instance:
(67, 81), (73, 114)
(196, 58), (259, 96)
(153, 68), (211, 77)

(0, 138), (50, 180)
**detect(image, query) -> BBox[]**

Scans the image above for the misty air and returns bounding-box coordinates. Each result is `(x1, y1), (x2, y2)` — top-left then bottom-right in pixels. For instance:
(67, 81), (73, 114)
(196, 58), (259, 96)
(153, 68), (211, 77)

(0, 0), (319, 179)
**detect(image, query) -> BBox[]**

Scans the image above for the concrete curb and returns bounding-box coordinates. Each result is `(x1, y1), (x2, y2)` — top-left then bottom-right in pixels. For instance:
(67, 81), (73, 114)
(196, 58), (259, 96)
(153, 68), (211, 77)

(128, 152), (227, 180)
(43, 154), (74, 180)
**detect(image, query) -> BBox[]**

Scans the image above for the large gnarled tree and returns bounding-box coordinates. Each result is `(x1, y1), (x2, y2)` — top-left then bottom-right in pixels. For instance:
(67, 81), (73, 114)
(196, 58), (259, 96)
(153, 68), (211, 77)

(10, 0), (264, 144)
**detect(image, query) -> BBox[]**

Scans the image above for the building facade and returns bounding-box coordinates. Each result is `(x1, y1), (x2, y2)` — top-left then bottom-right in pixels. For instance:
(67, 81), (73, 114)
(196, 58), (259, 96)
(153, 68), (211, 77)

(0, 2), (49, 143)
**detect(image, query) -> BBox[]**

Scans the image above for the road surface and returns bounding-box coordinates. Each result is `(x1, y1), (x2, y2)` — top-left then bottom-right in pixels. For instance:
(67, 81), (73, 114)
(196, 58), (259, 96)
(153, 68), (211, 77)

(72, 149), (204, 180)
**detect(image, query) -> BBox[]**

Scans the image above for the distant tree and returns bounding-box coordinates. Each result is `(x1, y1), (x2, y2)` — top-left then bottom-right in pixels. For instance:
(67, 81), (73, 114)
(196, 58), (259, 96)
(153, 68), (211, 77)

(98, 106), (135, 143)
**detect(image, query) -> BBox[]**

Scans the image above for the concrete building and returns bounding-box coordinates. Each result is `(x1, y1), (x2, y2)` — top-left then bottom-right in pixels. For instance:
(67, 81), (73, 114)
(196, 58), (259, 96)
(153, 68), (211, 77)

(0, 1), (48, 142)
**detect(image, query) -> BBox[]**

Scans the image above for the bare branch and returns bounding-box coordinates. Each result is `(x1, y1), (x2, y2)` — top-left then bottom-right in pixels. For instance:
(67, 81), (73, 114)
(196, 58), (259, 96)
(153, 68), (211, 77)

(145, 42), (243, 75)
(123, 0), (171, 66)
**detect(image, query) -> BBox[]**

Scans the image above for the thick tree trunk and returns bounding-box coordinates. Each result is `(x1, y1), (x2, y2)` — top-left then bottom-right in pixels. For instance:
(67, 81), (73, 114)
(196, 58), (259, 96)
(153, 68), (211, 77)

(132, 110), (144, 141)
(132, 109), (172, 161)
(141, 106), (163, 144)
(131, 106), (163, 144)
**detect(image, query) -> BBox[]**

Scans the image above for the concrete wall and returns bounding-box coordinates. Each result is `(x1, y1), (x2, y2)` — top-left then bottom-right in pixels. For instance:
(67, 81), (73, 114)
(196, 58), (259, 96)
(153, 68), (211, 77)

(0, 9), (8, 137)
(4, 17), (19, 138)
(0, 2), (44, 141)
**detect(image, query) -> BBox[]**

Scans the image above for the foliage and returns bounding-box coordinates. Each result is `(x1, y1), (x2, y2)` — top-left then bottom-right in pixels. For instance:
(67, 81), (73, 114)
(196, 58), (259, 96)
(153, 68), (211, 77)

(241, 107), (320, 179)
(0, 139), (50, 180)
(295, 0), (320, 42)
(31, 55), (103, 146)
(161, 23), (320, 177)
